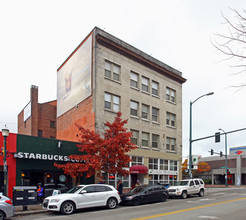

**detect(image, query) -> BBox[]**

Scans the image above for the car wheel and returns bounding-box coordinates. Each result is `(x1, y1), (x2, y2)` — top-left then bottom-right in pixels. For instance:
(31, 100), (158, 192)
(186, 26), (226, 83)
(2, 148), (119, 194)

(0, 210), (5, 220)
(160, 194), (167, 202)
(199, 189), (204, 197)
(60, 201), (75, 215)
(181, 191), (187, 199)
(107, 197), (117, 209)
(132, 197), (141, 206)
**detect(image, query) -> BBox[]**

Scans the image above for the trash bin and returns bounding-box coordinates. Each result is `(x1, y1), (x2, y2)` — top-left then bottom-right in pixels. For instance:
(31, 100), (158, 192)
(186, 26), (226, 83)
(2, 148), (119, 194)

(13, 186), (37, 206)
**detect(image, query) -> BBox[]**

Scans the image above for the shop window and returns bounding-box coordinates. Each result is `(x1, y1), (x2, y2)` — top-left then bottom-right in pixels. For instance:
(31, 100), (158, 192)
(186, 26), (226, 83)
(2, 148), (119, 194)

(170, 160), (178, 171)
(131, 156), (143, 166)
(149, 158), (158, 170)
(160, 159), (168, 170)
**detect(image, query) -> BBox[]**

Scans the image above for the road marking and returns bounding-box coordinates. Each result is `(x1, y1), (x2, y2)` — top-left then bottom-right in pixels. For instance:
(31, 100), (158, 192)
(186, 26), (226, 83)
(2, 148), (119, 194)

(198, 216), (218, 219)
(131, 197), (246, 220)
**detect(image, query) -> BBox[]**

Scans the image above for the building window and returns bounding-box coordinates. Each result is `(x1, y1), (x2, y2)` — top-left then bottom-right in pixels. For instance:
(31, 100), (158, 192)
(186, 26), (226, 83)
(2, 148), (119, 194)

(141, 104), (149, 120)
(131, 130), (139, 146)
(160, 159), (168, 170)
(152, 134), (159, 148)
(141, 132), (149, 147)
(130, 100), (139, 117)
(141, 76), (149, 92)
(152, 81), (159, 96)
(149, 158), (158, 170)
(152, 107), (159, 122)
(38, 130), (42, 137)
(104, 60), (120, 81)
(166, 137), (176, 151)
(50, 121), (56, 128)
(104, 93), (120, 112)
(166, 112), (176, 127)
(166, 87), (176, 103)
(130, 72), (139, 88)
(131, 156), (143, 166)
(170, 160), (178, 171)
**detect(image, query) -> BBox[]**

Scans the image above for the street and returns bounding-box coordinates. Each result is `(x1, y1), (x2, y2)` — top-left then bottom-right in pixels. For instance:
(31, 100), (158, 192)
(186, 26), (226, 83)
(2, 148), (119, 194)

(12, 187), (246, 220)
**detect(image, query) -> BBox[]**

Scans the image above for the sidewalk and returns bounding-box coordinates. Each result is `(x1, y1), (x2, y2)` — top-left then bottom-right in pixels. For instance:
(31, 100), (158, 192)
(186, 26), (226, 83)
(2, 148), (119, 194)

(14, 204), (48, 217)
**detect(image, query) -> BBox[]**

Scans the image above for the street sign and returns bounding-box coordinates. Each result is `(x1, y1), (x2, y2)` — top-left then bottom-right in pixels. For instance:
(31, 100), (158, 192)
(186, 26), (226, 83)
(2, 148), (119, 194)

(220, 166), (226, 169)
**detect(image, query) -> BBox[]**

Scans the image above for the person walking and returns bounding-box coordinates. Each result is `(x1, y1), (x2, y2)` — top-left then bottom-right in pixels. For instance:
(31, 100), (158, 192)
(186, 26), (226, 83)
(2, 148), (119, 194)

(117, 180), (124, 195)
(37, 184), (44, 203)
(135, 180), (141, 187)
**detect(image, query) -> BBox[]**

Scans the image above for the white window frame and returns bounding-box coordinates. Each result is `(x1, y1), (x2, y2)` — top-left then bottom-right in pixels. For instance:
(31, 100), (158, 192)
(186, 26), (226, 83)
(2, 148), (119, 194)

(166, 112), (176, 127)
(131, 130), (139, 146)
(152, 107), (159, 122)
(166, 87), (176, 103)
(104, 60), (121, 82)
(152, 81), (159, 96)
(141, 76), (149, 92)
(130, 72), (139, 89)
(141, 104), (149, 120)
(152, 134), (159, 148)
(104, 93), (120, 112)
(141, 132), (149, 147)
(166, 137), (176, 151)
(130, 100), (139, 117)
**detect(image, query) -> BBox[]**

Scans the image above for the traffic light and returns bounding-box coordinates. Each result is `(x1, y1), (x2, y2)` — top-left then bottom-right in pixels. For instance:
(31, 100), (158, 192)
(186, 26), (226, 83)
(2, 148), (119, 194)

(220, 151), (223, 157)
(227, 169), (230, 175)
(215, 132), (220, 143)
(211, 149), (214, 155)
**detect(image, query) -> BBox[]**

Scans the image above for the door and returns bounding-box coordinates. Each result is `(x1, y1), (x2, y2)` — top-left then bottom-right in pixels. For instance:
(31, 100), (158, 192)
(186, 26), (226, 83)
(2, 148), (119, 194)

(194, 179), (201, 194)
(77, 186), (97, 208)
(188, 180), (197, 194)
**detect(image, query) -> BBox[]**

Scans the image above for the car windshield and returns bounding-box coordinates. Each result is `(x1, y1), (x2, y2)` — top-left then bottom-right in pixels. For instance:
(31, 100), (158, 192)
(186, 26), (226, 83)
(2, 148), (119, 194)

(66, 185), (85, 194)
(130, 186), (145, 194)
(176, 181), (189, 186)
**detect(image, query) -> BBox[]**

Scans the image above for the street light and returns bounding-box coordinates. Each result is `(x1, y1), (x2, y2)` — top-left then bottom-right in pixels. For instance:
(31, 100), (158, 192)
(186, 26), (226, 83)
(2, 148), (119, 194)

(2, 128), (9, 196)
(189, 92), (214, 178)
(219, 128), (228, 187)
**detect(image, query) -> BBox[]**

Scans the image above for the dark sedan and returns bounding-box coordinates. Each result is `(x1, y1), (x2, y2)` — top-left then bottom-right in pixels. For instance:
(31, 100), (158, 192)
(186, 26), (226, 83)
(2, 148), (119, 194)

(120, 185), (168, 206)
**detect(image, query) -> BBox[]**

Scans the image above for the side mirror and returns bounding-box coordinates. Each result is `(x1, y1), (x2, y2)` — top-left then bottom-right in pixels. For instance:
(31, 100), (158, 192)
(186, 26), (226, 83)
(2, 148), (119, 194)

(80, 190), (87, 194)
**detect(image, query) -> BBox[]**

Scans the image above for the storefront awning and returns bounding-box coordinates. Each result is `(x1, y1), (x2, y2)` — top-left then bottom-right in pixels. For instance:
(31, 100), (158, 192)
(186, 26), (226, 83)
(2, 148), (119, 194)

(130, 165), (148, 174)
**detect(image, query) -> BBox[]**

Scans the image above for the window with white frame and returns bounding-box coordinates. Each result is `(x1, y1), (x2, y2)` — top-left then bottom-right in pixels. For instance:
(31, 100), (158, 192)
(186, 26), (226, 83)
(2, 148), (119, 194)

(166, 87), (176, 103)
(141, 76), (149, 92)
(141, 104), (149, 120)
(152, 107), (159, 122)
(104, 93), (120, 112)
(170, 160), (178, 171)
(131, 156), (143, 166)
(130, 100), (139, 117)
(130, 72), (139, 88)
(152, 134), (159, 148)
(166, 112), (176, 127)
(131, 130), (139, 146)
(148, 158), (158, 170)
(104, 60), (120, 81)
(160, 159), (168, 170)
(166, 137), (176, 151)
(152, 81), (159, 96)
(149, 174), (169, 185)
(141, 132), (149, 147)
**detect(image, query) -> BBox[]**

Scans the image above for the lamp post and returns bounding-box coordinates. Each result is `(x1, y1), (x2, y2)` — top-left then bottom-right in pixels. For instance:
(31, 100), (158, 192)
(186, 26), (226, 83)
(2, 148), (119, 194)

(189, 92), (214, 179)
(2, 128), (9, 196)
(219, 128), (228, 187)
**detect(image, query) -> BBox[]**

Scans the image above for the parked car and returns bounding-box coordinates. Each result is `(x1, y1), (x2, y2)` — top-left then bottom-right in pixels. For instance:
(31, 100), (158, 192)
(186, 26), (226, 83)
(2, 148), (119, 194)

(0, 193), (15, 219)
(120, 185), (168, 206)
(43, 184), (121, 215)
(44, 183), (68, 198)
(168, 178), (205, 199)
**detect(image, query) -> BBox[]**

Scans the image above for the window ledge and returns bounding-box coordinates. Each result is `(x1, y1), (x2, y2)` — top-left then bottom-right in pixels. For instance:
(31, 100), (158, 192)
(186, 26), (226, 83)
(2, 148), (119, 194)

(152, 148), (160, 151)
(152, 94), (160, 99)
(152, 121), (160, 125)
(130, 115), (140, 120)
(104, 76), (122, 85)
(166, 100), (176, 105)
(141, 146), (150, 150)
(166, 150), (177, 154)
(130, 86), (140, 91)
(167, 125), (176, 129)
(141, 91), (150, 96)
(141, 118), (150, 123)
(104, 109), (118, 114)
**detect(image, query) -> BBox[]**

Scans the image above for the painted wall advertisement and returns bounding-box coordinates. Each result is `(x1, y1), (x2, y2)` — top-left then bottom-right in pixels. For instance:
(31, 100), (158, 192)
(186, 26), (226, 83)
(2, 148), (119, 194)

(57, 34), (92, 117)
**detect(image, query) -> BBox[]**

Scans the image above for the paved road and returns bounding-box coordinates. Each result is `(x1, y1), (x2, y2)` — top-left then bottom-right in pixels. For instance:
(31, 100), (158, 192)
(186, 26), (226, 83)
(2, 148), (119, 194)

(11, 187), (246, 220)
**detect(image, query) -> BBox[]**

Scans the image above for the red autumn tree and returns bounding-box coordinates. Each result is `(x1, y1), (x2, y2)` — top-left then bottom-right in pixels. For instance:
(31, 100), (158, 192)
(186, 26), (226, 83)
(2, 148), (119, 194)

(54, 112), (137, 183)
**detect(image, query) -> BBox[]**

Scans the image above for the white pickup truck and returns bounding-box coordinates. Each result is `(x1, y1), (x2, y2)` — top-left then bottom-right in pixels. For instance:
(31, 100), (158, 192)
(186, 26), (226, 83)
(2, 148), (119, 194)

(168, 178), (205, 199)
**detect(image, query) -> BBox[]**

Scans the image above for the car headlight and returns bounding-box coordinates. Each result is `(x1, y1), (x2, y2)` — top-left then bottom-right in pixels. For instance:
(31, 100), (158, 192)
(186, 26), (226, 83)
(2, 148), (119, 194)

(50, 199), (60, 203)
(126, 196), (134, 200)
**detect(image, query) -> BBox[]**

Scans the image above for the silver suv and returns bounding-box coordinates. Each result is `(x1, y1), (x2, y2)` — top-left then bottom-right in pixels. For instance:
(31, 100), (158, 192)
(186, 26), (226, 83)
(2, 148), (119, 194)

(168, 178), (205, 199)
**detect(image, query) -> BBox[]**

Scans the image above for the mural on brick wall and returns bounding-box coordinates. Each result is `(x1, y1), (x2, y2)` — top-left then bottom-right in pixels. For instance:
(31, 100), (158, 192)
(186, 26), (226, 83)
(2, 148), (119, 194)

(57, 34), (92, 117)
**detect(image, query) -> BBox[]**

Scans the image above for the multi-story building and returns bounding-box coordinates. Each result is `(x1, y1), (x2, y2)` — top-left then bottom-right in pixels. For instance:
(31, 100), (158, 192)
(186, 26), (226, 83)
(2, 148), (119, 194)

(56, 27), (186, 187)
(18, 85), (57, 138)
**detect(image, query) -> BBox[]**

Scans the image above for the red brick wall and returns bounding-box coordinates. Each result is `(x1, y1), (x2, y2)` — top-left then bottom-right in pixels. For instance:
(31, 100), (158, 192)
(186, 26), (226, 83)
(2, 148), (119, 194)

(56, 96), (95, 142)
(38, 100), (57, 138)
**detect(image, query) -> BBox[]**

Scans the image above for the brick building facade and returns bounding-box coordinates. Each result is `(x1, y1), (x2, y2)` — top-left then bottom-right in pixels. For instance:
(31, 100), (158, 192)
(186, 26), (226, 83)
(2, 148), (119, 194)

(18, 85), (57, 138)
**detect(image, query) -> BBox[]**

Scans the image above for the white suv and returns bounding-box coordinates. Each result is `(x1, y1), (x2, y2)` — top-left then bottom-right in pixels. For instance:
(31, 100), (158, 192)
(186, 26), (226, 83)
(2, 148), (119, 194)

(168, 178), (205, 199)
(43, 184), (121, 215)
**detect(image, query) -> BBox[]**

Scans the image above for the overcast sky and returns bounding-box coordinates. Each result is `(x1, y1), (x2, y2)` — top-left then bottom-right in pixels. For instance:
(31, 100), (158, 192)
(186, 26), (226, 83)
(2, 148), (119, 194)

(1, 0), (246, 158)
